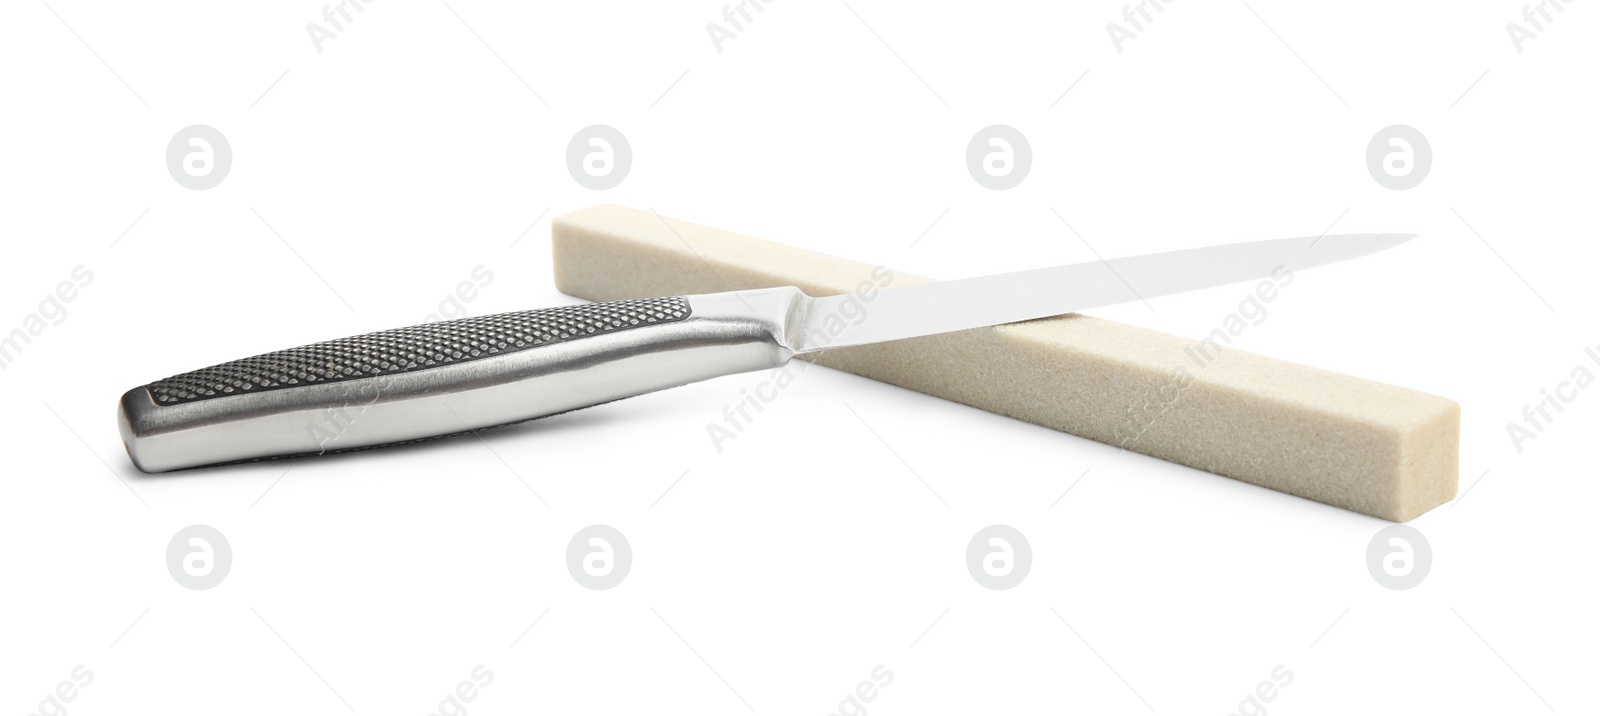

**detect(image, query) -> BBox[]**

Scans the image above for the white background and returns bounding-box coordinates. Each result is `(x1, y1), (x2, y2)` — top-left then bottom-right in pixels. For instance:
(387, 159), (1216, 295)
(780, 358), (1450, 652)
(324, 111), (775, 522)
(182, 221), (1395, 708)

(2, 1), (1596, 714)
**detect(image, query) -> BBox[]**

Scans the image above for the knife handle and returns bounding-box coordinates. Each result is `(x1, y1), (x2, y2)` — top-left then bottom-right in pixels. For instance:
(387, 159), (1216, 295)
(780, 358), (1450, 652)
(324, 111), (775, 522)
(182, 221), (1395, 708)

(118, 288), (807, 472)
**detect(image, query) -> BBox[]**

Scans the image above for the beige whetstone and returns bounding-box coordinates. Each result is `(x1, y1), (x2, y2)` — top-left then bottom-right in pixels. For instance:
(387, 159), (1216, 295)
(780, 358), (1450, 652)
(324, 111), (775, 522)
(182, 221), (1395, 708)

(551, 205), (1459, 521)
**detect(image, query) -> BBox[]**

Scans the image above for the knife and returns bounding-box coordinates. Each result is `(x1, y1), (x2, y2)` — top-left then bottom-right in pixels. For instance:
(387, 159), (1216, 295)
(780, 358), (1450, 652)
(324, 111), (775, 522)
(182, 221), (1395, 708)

(117, 233), (1410, 472)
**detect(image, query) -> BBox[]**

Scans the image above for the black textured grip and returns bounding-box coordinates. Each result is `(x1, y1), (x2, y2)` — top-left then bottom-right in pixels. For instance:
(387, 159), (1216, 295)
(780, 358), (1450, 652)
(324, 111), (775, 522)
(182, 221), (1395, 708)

(147, 297), (691, 405)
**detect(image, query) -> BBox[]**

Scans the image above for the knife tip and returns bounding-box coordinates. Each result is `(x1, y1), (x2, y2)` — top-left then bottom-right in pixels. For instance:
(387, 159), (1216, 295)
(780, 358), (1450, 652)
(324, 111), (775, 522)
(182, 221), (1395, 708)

(1310, 232), (1413, 259)
(1372, 232), (1415, 248)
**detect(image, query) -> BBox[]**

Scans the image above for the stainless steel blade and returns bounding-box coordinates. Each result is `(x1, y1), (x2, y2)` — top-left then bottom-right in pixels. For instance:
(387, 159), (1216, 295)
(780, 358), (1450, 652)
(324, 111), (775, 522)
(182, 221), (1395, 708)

(797, 233), (1412, 353)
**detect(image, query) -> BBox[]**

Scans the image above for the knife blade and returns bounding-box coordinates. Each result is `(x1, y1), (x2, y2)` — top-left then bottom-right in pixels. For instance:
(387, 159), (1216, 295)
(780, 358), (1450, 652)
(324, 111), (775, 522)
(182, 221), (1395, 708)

(117, 232), (1410, 472)
(803, 233), (1410, 352)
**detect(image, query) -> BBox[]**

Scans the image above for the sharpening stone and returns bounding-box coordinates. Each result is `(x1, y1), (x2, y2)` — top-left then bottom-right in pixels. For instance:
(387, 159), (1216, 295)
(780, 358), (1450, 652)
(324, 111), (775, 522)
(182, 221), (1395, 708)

(551, 204), (1459, 521)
